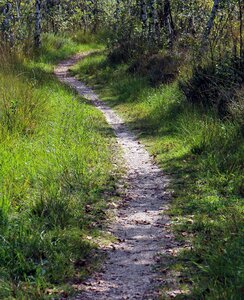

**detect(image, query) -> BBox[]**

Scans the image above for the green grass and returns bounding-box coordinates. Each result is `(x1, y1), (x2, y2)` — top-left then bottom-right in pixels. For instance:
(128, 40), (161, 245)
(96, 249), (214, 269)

(72, 53), (244, 299)
(0, 35), (116, 299)
(36, 33), (104, 71)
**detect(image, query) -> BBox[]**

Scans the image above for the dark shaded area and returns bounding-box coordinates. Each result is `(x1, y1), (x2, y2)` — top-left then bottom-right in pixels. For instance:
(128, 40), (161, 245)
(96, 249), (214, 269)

(180, 58), (244, 118)
(129, 53), (180, 86)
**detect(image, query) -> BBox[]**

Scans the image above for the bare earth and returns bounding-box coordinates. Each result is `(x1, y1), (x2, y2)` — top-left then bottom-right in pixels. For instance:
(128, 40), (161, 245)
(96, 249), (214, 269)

(55, 53), (177, 300)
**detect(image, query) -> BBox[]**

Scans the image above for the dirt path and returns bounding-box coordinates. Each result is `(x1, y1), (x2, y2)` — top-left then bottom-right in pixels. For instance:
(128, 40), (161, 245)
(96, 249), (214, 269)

(55, 53), (176, 300)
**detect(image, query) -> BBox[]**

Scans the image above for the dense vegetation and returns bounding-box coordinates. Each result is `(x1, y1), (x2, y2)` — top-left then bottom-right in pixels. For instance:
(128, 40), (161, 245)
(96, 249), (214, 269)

(0, 0), (243, 299)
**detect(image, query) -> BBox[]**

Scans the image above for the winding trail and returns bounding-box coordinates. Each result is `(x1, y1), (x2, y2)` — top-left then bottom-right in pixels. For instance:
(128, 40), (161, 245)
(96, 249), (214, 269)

(55, 53), (176, 300)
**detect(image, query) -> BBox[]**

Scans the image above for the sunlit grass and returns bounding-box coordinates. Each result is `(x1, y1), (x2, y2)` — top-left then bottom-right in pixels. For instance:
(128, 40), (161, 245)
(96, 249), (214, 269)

(0, 36), (116, 299)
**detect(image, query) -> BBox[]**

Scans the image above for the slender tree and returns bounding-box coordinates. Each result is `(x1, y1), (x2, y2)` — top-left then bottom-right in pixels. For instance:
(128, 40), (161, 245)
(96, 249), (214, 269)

(202, 0), (220, 49)
(1, 2), (14, 45)
(148, 0), (158, 42)
(163, 0), (175, 47)
(114, 0), (120, 34)
(140, 0), (148, 35)
(238, 0), (243, 58)
(34, 0), (41, 48)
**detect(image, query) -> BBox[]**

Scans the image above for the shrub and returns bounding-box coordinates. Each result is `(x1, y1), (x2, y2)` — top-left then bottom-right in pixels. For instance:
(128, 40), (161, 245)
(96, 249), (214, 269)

(108, 31), (147, 65)
(108, 44), (131, 64)
(229, 86), (244, 127)
(129, 53), (179, 86)
(179, 58), (244, 117)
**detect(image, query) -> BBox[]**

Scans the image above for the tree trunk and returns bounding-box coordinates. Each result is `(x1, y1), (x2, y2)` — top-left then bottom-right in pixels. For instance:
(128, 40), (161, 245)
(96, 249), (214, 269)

(202, 0), (220, 48)
(163, 0), (175, 47)
(34, 0), (41, 49)
(92, 1), (99, 33)
(238, 0), (243, 58)
(15, 0), (21, 20)
(114, 0), (120, 33)
(1, 2), (14, 46)
(140, 0), (148, 34)
(148, 0), (158, 42)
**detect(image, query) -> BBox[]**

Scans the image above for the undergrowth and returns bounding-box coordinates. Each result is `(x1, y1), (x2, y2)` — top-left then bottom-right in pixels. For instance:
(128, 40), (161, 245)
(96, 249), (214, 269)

(72, 53), (244, 299)
(0, 35), (115, 299)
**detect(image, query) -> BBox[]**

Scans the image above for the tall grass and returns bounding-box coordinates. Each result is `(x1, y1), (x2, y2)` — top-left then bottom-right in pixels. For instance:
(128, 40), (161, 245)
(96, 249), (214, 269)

(0, 36), (115, 299)
(0, 73), (47, 137)
(72, 53), (244, 299)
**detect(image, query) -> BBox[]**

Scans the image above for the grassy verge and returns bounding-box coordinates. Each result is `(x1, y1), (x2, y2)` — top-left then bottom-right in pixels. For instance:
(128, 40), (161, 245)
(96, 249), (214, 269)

(0, 36), (117, 299)
(72, 53), (244, 299)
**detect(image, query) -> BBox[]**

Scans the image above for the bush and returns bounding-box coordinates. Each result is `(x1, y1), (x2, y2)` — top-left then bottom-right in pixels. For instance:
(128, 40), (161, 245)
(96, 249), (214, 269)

(108, 45), (130, 64)
(129, 53), (179, 86)
(180, 59), (244, 117)
(108, 31), (147, 65)
(229, 86), (244, 127)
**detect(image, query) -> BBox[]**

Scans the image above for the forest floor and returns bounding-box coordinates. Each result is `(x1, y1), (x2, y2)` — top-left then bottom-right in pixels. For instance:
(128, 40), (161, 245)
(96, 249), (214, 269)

(55, 53), (184, 299)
